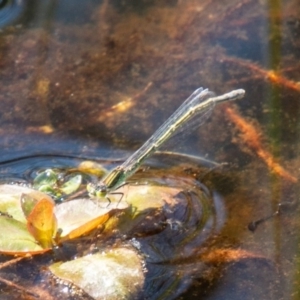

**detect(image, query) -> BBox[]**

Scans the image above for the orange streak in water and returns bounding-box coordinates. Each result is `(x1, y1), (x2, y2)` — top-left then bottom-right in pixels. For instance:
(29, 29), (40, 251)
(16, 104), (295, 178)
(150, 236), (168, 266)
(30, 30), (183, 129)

(226, 106), (297, 183)
(223, 56), (300, 92)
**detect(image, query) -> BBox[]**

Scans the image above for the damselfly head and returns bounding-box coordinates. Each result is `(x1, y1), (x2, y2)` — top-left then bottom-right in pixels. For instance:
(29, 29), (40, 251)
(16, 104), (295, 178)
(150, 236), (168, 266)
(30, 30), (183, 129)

(87, 182), (107, 198)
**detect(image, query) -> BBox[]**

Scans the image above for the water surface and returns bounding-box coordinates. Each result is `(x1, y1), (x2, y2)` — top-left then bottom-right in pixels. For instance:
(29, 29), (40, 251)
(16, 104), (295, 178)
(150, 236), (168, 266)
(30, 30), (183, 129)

(0, 0), (300, 299)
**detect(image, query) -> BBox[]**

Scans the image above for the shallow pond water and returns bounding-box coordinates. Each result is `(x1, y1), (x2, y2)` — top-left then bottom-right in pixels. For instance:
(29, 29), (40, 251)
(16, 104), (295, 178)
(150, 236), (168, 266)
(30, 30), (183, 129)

(0, 0), (300, 299)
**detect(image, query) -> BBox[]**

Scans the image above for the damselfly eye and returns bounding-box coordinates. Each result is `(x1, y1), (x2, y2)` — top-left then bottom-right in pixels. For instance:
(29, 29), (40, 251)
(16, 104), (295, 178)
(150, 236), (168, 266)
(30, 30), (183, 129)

(96, 184), (107, 193)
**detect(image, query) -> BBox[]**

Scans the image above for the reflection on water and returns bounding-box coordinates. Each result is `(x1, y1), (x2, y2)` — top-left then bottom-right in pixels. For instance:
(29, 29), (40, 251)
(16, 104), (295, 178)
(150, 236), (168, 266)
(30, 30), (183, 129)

(0, 0), (25, 28)
(0, 0), (299, 299)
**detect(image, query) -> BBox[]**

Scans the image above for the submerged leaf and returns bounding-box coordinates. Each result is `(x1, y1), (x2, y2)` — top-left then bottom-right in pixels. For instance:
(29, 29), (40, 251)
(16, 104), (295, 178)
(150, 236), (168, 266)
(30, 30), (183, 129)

(55, 199), (129, 242)
(60, 174), (82, 195)
(106, 184), (180, 234)
(123, 185), (179, 214)
(33, 169), (58, 188)
(37, 185), (60, 198)
(49, 247), (144, 300)
(77, 161), (107, 177)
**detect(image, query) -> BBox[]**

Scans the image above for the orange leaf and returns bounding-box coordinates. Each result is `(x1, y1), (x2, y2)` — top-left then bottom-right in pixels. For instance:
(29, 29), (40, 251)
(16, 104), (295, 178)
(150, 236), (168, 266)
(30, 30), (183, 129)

(27, 198), (57, 249)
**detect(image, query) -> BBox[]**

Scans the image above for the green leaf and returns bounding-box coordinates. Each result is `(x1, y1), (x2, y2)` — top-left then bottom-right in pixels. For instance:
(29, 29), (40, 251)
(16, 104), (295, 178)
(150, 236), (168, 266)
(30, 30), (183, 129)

(0, 216), (46, 255)
(33, 169), (58, 188)
(0, 185), (48, 223)
(0, 184), (162, 255)
(0, 184), (130, 254)
(20, 193), (39, 217)
(37, 185), (61, 198)
(60, 174), (82, 195)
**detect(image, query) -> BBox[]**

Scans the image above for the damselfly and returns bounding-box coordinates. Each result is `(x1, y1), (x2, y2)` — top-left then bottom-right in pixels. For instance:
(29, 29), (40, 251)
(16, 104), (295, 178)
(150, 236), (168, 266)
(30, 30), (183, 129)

(88, 87), (245, 198)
